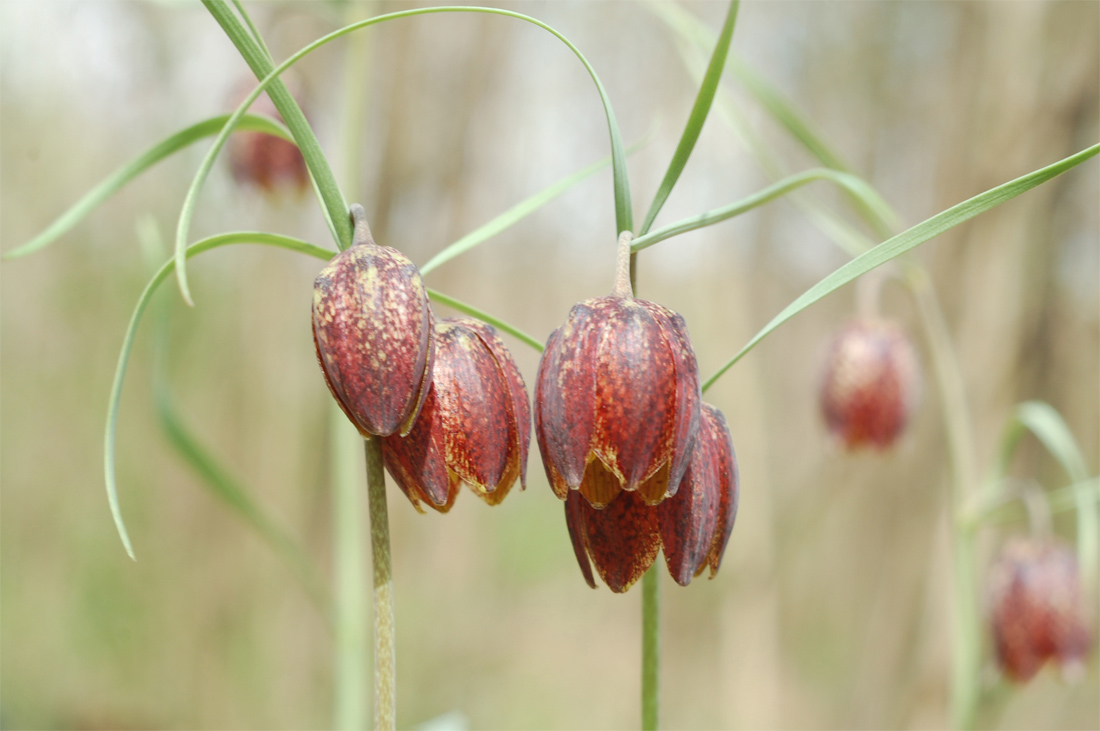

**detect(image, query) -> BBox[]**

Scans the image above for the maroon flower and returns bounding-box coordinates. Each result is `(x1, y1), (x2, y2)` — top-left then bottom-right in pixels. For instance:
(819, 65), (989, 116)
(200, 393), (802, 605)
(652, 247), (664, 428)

(313, 206), (434, 437)
(819, 317), (920, 449)
(382, 318), (530, 512)
(566, 402), (739, 592)
(227, 79), (309, 194)
(988, 537), (1092, 683)
(534, 237), (701, 509)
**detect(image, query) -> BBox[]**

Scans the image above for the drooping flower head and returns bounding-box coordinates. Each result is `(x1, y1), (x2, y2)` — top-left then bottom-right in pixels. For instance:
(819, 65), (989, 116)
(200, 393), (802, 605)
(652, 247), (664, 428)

(313, 205), (434, 437)
(535, 233), (701, 509)
(227, 78), (310, 194)
(382, 317), (530, 512)
(819, 317), (920, 449)
(988, 537), (1092, 683)
(566, 402), (739, 592)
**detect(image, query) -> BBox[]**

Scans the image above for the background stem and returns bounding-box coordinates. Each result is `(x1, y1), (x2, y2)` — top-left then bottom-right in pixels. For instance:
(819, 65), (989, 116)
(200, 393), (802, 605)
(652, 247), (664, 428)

(641, 567), (660, 730)
(332, 408), (369, 729)
(365, 436), (396, 730)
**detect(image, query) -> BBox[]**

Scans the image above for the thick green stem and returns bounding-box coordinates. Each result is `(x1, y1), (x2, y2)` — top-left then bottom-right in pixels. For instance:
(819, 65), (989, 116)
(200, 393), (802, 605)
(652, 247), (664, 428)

(641, 567), (660, 730)
(365, 436), (396, 730)
(332, 409), (368, 730)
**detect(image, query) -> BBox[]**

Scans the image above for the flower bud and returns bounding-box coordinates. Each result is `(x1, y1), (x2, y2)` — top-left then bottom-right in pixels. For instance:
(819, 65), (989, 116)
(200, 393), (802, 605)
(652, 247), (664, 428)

(313, 206), (434, 437)
(565, 402), (739, 593)
(819, 317), (920, 449)
(227, 79), (309, 194)
(535, 234), (701, 508)
(382, 318), (530, 512)
(988, 537), (1092, 683)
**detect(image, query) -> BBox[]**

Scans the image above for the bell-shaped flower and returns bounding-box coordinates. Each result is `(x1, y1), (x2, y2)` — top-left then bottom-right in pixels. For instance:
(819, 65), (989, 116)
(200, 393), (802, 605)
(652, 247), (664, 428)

(988, 537), (1092, 683)
(313, 205), (434, 437)
(382, 317), (530, 512)
(818, 317), (920, 449)
(565, 402), (739, 592)
(535, 234), (701, 508)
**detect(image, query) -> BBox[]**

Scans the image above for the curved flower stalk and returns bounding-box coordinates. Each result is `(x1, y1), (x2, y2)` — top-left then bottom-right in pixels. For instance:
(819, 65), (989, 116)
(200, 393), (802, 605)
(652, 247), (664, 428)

(382, 317), (531, 512)
(566, 402), (739, 592)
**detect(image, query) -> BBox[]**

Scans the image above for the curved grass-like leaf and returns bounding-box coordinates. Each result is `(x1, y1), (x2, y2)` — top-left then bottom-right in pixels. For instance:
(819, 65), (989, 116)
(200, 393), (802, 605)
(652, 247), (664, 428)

(421, 136), (650, 277)
(427, 289), (543, 353)
(631, 167), (894, 252)
(105, 232), (332, 559)
(4, 114), (293, 260)
(701, 143), (1099, 393)
(639, 0), (739, 236)
(185, 3), (633, 307)
(993, 400), (1097, 598)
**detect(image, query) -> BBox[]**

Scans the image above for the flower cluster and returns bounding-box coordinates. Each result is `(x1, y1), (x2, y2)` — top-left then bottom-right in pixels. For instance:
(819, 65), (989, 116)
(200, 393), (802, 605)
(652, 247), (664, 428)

(314, 223), (739, 591)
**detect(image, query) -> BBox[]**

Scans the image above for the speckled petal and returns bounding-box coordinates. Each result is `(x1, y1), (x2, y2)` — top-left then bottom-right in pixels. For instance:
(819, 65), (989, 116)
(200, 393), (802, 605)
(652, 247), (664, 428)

(578, 456), (624, 509)
(565, 491), (596, 589)
(703, 406), (739, 578)
(590, 298), (677, 493)
(641, 302), (702, 498)
(433, 320), (511, 494)
(381, 384), (452, 511)
(535, 302), (605, 489)
(313, 243), (432, 436)
(463, 318), (531, 491)
(577, 490), (660, 593)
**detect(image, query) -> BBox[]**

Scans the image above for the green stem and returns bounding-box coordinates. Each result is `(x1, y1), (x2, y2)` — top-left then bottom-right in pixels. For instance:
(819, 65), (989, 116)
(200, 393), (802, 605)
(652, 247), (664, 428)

(333, 408), (368, 730)
(641, 567), (660, 730)
(365, 436), (396, 730)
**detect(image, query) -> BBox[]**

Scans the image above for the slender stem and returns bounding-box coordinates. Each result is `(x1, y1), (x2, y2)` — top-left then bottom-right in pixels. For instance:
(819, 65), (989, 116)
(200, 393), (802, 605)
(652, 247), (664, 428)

(641, 567), (660, 730)
(613, 231), (634, 298)
(333, 409), (368, 730)
(364, 436), (396, 730)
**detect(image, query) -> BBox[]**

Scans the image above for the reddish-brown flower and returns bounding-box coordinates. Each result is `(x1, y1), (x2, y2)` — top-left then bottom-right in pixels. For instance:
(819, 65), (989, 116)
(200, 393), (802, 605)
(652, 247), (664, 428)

(988, 537), (1092, 683)
(535, 239), (701, 509)
(819, 317), (920, 449)
(382, 317), (530, 512)
(566, 403), (739, 592)
(227, 80), (309, 194)
(313, 206), (434, 437)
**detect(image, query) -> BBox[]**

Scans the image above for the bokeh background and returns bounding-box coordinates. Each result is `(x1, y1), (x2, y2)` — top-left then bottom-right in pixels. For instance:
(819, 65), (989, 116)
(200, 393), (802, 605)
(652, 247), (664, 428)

(2, 1), (1097, 728)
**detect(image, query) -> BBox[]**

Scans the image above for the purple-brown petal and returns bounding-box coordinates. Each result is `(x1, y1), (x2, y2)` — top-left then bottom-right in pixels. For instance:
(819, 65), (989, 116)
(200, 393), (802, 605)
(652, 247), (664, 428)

(535, 303), (604, 489)
(641, 302), (702, 498)
(463, 319), (531, 491)
(565, 492), (597, 589)
(703, 405), (739, 577)
(576, 490), (661, 593)
(657, 404), (724, 586)
(590, 298), (677, 494)
(433, 320), (511, 494)
(313, 242), (432, 436)
(381, 384), (452, 511)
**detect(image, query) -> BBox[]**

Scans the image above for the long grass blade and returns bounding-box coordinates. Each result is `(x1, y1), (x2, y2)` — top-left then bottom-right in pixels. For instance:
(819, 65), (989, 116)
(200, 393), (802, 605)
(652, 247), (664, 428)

(421, 135), (649, 277)
(631, 167), (893, 252)
(639, 0), (739, 236)
(427, 289), (544, 353)
(5, 114), (293, 260)
(105, 232), (333, 558)
(701, 143), (1099, 393)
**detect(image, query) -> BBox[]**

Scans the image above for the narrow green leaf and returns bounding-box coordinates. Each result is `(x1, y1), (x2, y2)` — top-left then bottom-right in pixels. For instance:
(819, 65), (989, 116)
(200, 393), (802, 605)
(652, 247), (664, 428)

(701, 143), (1100, 393)
(427, 289), (544, 353)
(421, 135), (650, 277)
(105, 232), (333, 558)
(631, 167), (894, 253)
(4, 114), (293, 260)
(639, 0), (739, 236)
(189, 4), (632, 305)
